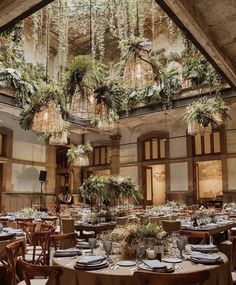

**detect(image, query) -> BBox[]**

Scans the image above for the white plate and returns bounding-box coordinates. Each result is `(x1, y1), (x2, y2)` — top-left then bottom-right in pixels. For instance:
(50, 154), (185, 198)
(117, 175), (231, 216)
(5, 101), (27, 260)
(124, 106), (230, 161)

(117, 260), (136, 267)
(139, 263), (174, 272)
(161, 257), (182, 263)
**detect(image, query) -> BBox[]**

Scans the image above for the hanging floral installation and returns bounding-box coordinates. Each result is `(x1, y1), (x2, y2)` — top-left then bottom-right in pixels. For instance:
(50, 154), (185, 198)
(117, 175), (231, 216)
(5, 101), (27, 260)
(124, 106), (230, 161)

(67, 141), (93, 167)
(0, 0), (229, 140)
(19, 83), (68, 133)
(184, 96), (230, 136)
(64, 55), (108, 122)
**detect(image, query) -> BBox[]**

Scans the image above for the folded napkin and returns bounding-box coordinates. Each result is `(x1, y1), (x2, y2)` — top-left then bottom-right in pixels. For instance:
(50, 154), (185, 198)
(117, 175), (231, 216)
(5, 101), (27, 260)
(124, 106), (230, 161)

(142, 259), (167, 270)
(191, 244), (218, 252)
(191, 252), (221, 263)
(54, 248), (81, 257)
(76, 242), (90, 249)
(78, 256), (106, 265)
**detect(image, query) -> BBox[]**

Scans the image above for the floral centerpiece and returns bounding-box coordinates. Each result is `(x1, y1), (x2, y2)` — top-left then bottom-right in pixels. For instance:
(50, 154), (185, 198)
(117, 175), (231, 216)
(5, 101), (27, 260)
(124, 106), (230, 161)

(18, 207), (36, 218)
(108, 223), (167, 258)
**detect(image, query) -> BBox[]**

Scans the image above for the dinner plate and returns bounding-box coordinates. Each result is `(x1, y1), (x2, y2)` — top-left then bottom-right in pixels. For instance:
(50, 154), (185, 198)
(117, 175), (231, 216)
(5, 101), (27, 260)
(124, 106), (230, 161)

(138, 263), (174, 273)
(190, 257), (223, 265)
(75, 260), (109, 270)
(117, 260), (136, 267)
(161, 257), (182, 263)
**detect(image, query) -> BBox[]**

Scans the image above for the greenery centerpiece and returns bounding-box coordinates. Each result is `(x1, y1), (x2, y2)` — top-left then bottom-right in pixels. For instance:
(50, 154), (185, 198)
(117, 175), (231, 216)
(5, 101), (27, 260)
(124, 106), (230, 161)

(67, 142), (93, 167)
(184, 96), (230, 135)
(65, 55), (108, 121)
(79, 175), (143, 208)
(109, 223), (167, 258)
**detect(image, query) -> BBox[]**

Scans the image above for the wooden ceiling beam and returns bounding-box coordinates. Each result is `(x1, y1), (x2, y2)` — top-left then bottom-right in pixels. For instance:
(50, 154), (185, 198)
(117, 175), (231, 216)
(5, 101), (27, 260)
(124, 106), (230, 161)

(0, 0), (54, 33)
(155, 0), (236, 88)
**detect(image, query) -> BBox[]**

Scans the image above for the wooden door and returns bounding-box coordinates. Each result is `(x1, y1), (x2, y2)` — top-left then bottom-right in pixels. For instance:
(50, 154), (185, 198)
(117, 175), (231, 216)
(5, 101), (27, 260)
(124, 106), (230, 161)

(143, 166), (153, 206)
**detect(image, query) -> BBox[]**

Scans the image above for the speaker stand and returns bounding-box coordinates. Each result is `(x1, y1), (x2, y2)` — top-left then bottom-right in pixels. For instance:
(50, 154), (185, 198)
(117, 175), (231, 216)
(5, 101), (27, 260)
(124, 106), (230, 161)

(40, 181), (44, 210)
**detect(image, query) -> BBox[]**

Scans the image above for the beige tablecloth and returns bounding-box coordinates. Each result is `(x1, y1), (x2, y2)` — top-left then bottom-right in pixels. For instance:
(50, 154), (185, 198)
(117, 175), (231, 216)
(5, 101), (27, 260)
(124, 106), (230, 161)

(53, 252), (233, 285)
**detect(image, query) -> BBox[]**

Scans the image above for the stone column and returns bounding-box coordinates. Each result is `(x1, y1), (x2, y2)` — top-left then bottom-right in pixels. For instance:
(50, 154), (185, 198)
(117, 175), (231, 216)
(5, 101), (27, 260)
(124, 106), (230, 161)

(45, 145), (57, 204)
(110, 134), (121, 175)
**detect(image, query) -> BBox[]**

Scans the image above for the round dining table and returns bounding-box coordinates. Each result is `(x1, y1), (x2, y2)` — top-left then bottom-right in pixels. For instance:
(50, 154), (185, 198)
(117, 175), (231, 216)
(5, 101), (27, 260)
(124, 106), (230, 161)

(53, 252), (233, 285)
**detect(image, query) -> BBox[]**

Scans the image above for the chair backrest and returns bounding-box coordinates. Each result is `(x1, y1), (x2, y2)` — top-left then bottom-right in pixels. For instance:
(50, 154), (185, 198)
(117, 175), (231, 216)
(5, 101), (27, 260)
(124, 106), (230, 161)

(0, 217), (9, 227)
(161, 220), (181, 234)
(61, 218), (75, 234)
(179, 230), (209, 244)
(5, 240), (26, 285)
(40, 223), (55, 232)
(18, 258), (62, 285)
(17, 221), (36, 245)
(16, 218), (34, 228)
(50, 232), (77, 250)
(31, 231), (51, 265)
(41, 216), (58, 227)
(134, 270), (210, 285)
(231, 236), (236, 270)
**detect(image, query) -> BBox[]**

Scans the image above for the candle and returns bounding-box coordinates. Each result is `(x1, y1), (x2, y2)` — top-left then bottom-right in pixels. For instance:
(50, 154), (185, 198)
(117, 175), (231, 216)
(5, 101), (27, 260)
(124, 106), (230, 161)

(146, 249), (155, 260)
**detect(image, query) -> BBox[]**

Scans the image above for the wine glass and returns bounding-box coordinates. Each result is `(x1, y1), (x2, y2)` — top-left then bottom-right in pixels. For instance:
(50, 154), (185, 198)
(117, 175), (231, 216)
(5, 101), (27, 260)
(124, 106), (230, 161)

(88, 238), (97, 256)
(0, 223), (3, 233)
(176, 236), (187, 259)
(136, 243), (146, 268)
(103, 240), (113, 261)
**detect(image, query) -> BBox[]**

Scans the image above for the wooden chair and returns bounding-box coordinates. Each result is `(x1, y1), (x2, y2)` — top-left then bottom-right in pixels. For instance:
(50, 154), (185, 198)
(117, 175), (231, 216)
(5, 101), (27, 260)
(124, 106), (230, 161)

(40, 223), (55, 233)
(4, 240), (26, 285)
(27, 231), (51, 266)
(61, 218), (75, 234)
(0, 217), (9, 227)
(41, 216), (58, 228)
(134, 270), (210, 285)
(18, 258), (62, 285)
(161, 220), (181, 235)
(17, 222), (36, 246)
(179, 230), (209, 244)
(16, 218), (34, 229)
(50, 232), (77, 250)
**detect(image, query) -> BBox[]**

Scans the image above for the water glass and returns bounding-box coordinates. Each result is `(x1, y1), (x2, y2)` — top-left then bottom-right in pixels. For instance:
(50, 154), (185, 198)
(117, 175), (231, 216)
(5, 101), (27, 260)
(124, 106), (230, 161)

(0, 223), (3, 233)
(88, 238), (97, 256)
(103, 240), (113, 261)
(176, 236), (187, 259)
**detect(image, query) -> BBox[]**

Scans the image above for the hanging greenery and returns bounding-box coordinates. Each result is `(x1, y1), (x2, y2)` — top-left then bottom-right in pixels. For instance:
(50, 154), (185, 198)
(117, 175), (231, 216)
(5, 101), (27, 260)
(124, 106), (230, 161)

(19, 83), (66, 131)
(184, 96), (230, 135)
(67, 141), (93, 166)
(65, 55), (108, 98)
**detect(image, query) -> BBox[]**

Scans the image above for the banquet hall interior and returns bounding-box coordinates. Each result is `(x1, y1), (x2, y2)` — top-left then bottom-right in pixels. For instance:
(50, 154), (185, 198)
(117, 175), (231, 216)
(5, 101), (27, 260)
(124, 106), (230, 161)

(0, 0), (236, 284)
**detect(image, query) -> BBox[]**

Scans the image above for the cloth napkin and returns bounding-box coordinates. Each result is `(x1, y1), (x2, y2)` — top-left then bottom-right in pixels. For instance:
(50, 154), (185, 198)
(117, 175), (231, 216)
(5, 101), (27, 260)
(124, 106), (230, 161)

(190, 252), (222, 263)
(142, 259), (167, 270)
(78, 256), (106, 265)
(191, 244), (218, 252)
(54, 248), (81, 257)
(76, 242), (90, 249)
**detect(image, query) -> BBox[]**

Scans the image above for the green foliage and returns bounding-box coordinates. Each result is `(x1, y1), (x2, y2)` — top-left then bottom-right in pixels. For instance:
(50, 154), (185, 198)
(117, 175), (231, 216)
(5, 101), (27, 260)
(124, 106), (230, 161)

(184, 96), (230, 127)
(64, 55), (108, 98)
(19, 83), (65, 130)
(79, 175), (143, 203)
(67, 142), (93, 163)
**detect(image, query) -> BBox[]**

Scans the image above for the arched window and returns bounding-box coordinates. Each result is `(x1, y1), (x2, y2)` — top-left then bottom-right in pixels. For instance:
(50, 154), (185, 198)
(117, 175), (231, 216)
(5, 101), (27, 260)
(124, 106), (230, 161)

(138, 132), (169, 162)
